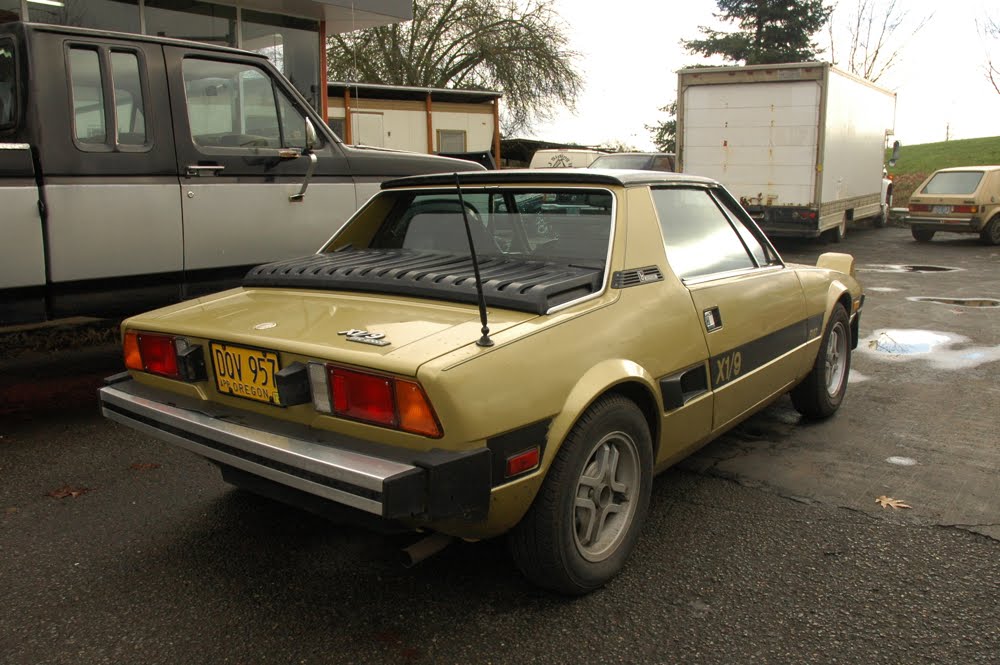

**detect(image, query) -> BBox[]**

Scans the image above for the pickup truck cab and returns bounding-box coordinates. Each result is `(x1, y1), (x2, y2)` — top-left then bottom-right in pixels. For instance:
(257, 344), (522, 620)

(0, 21), (479, 327)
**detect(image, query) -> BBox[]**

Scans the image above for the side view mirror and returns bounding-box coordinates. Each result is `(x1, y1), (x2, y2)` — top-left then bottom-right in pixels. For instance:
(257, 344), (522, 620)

(304, 118), (317, 154)
(888, 140), (900, 168)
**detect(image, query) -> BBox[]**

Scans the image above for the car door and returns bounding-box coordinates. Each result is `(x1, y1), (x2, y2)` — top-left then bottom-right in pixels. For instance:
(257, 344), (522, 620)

(164, 46), (357, 286)
(651, 185), (808, 431)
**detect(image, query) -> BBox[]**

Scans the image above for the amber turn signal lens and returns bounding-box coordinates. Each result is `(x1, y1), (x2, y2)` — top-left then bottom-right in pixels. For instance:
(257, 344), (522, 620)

(124, 331), (143, 371)
(506, 447), (540, 477)
(395, 380), (442, 438)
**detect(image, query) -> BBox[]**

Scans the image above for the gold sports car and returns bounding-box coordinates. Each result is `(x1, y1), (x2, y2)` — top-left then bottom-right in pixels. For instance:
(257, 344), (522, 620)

(100, 169), (864, 595)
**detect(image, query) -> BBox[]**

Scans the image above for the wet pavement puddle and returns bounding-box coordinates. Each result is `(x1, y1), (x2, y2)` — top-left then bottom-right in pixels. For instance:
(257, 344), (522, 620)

(867, 287), (900, 293)
(907, 296), (1000, 308)
(859, 329), (1000, 369)
(886, 456), (918, 467)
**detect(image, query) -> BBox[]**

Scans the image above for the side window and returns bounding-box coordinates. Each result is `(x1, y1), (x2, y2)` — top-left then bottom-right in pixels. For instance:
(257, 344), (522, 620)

(183, 58), (319, 151)
(651, 188), (755, 280)
(0, 38), (15, 129)
(110, 51), (147, 145)
(68, 45), (149, 150)
(69, 48), (106, 144)
(713, 190), (771, 266)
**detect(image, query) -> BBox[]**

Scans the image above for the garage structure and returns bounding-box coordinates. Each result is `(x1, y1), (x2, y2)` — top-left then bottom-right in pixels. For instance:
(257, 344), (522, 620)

(0, 0), (411, 115)
(328, 81), (501, 166)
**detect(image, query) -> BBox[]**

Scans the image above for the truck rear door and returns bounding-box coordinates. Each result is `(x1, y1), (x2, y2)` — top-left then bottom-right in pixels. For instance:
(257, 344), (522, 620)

(682, 81), (820, 208)
(164, 46), (357, 294)
(33, 31), (184, 317)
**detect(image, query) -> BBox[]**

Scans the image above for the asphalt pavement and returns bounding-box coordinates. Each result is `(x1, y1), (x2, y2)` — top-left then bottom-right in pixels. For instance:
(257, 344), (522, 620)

(1, 225), (998, 664)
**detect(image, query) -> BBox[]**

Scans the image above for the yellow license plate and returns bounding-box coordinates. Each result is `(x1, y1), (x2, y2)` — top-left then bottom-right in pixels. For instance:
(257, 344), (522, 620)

(210, 342), (281, 405)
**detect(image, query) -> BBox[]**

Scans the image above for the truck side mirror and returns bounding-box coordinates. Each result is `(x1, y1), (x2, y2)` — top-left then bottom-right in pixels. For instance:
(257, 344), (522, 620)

(888, 140), (900, 168)
(304, 118), (317, 154)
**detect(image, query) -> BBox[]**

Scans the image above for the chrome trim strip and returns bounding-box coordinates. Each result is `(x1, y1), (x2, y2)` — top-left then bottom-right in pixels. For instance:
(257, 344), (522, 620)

(682, 264), (785, 287)
(99, 384), (418, 515)
(0, 143), (31, 150)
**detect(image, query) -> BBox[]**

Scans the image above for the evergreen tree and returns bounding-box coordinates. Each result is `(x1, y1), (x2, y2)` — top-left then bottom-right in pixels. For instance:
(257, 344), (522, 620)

(684, 0), (833, 65)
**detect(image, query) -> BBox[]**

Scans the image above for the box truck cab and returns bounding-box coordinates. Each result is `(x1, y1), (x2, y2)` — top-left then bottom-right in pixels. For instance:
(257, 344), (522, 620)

(0, 22), (480, 327)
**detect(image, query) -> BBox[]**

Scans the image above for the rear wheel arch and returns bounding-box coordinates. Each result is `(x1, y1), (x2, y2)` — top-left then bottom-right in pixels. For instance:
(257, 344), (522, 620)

(545, 361), (662, 469)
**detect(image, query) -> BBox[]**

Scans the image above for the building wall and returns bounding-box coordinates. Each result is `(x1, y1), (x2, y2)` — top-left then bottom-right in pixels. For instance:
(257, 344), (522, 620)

(328, 98), (494, 153)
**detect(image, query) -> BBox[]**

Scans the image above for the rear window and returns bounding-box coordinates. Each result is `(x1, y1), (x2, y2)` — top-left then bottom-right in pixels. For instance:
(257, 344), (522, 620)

(367, 188), (614, 265)
(921, 171), (985, 195)
(0, 38), (15, 129)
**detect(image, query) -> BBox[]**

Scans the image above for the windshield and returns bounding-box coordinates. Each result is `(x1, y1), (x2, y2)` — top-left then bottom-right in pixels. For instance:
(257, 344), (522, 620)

(921, 171), (985, 195)
(365, 188), (614, 266)
(591, 155), (652, 170)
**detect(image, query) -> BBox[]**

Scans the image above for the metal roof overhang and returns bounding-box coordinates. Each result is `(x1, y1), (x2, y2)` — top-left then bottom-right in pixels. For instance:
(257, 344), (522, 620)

(210, 0), (411, 30)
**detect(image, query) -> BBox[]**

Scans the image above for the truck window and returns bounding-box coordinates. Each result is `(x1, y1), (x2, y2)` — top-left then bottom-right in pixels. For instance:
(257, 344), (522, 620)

(68, 45), (149, 149)
(110, 51), (147, 145)
(69, 48), (107, 144)
(183, 58), (317, 151)
(0, 38), (14, 129)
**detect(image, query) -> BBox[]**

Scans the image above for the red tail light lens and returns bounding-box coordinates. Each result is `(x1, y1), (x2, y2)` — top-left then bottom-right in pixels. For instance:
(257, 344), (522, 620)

(908, 203), (930, 212)
(329, 367), (396, 427)
(952, 205), (978, 214)
(324, 365), (442, 437)
(124, 331), (180, 379)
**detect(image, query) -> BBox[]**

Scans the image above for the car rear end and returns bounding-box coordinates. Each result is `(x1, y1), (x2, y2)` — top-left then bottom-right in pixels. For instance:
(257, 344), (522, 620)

(904, 168), (995, 237)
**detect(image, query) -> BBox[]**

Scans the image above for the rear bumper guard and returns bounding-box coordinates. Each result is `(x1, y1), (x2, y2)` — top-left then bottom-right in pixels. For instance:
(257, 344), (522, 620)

(100, 377), (490, 521)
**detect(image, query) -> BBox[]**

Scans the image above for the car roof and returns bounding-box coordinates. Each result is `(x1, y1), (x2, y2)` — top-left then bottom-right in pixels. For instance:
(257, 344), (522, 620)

(931, 165), (1000, 173)
(382, 168), (717, 189)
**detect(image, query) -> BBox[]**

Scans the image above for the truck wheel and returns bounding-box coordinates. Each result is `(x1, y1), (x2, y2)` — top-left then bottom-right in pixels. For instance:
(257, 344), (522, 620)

(508, 395), (652, 595)
(826, 218), (846, 243)
(791, 305), (851, 420)
(911, 228), (935, 242)
(980, 217), (1000, 245)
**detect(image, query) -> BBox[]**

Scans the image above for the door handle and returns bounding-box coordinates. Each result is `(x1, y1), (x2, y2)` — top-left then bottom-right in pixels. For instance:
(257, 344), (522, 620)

(703, 306), (722, 332)
(186, 164), (225, 177)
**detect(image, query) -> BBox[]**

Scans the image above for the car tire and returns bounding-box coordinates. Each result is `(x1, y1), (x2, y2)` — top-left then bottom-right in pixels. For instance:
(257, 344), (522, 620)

(508, 394), (653, 595)
(911, 228), (935, 242)
(791, 305), (851, 420)
(980, 216), (1000, 245)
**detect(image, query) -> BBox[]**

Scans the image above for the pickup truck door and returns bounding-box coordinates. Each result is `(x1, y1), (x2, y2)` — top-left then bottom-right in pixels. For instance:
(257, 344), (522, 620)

(164, 46), (357, 290)
(651, 186), (809, 431)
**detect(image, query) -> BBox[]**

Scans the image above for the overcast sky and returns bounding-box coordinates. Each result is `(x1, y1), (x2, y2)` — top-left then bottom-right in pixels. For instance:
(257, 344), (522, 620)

(525, 0), (999, 150)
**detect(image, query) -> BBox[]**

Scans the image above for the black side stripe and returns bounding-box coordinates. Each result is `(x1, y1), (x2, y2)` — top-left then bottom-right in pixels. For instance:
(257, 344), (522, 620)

(710, 312), (825, 389)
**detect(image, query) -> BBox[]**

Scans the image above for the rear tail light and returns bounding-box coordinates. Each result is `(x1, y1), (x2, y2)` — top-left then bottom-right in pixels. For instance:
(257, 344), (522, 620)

(908, 203), (930, 212)
(123, 331), (205, 381)
(124, 331), (180, 379)
(952, 205), (979, 214)
(309, 363), (442, 438)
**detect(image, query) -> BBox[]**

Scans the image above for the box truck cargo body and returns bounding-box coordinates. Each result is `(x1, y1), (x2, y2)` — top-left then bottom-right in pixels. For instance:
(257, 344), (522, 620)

(677, 62), (896, 240)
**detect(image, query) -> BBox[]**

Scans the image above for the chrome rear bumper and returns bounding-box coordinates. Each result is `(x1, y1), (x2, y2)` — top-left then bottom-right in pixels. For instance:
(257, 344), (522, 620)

(100, 376), (490, 520)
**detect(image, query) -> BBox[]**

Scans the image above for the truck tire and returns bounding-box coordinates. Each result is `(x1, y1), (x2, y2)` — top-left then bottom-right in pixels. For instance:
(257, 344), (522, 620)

(980, 217), (1000, 245)
(826, 218), (846, 244)
(508, 394), (653, 595)
(791, 305), (851, 420)
(912, 228), (935, 242)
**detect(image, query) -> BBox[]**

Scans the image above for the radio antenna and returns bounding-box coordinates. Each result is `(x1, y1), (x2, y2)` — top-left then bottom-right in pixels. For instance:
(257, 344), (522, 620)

(454, 172), (493, 347)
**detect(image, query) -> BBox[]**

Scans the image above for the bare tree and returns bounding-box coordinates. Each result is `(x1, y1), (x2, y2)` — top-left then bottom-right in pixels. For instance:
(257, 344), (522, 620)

(326, 0), (582, 134)
(981, 15), (1000, 95)
(830, 0), (932, 82)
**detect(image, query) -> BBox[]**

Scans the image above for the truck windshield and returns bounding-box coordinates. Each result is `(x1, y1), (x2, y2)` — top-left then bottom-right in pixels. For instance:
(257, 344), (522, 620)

(0, 39), (15, 128)
(922, 171), (985, 195)
(367, 188), (614, 266)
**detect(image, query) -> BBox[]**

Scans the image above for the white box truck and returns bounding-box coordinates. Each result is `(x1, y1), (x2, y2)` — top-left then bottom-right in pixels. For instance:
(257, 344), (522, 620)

(676, 62), (896, 241)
